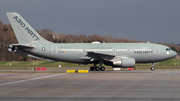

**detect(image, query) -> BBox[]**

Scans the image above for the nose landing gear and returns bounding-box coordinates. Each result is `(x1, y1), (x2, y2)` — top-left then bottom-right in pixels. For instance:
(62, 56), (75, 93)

(151, 63), (156, 71)
(151, 67), (155, 71)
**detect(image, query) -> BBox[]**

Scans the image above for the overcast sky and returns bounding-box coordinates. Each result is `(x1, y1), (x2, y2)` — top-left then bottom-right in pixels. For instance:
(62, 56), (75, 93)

(0, 0), (180, 44)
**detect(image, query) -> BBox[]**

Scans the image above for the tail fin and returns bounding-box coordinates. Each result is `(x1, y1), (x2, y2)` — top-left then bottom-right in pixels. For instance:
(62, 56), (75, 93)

(6, 12), (50, 43)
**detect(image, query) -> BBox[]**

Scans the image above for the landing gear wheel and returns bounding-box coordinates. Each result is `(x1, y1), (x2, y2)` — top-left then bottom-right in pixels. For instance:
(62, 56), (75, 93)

(151, 67), (155, 71)
(100, 66), (105, 71)
(95, 67), (100, 71)
(90, 66), (95, 71)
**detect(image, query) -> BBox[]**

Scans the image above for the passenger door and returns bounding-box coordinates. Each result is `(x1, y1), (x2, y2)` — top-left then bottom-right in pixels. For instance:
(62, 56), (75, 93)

(52, 45), (57, 55)
(154, 46), (160, 55)
(113, 48), (117, 55)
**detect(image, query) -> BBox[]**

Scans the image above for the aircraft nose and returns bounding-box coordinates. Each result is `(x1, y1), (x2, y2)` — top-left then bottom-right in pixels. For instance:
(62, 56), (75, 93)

(171, 51), (177, 58)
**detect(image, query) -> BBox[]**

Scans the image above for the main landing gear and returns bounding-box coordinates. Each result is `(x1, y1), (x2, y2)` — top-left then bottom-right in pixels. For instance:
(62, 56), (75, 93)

(151, 63), (156, 71)
(90, 66), (105, 71)
(90, 60), (105, 71)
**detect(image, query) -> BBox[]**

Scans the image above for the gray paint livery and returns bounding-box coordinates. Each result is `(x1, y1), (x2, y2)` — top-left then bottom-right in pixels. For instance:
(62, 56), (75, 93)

(6, 12), (177, 71)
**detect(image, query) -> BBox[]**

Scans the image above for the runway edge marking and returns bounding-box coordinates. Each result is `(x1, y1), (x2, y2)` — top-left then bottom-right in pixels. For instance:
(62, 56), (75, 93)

(0, 73), (67, 86)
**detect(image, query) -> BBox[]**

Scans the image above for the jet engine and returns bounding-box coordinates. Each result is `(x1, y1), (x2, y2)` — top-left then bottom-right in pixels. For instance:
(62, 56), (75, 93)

(112, 58), (135, 67)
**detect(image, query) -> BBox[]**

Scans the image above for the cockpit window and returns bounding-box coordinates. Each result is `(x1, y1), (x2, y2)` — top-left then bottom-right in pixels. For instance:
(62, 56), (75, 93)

(166, 48), (171, 51)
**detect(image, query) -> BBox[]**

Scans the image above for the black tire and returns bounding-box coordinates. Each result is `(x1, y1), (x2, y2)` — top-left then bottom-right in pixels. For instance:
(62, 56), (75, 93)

(90, 66), (95, 71)
(101, 66), (105, 71)
(151, 67), (155, 71)
(96, 67), (100, 71)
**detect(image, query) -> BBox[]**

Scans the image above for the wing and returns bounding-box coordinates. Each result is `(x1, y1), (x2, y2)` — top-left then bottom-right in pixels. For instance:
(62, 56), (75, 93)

(87, 51), (135, 67)
(87, 52), (130, 61)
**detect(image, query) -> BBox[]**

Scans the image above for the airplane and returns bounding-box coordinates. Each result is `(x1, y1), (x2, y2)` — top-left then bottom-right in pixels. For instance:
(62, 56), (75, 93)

(6, 12), (177, 71)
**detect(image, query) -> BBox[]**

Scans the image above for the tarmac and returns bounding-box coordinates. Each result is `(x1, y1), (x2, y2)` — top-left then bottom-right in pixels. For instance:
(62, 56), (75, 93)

(0, 71), (180, 101)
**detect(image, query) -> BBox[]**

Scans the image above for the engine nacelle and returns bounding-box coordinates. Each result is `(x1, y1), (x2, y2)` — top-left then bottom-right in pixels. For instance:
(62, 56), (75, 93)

(113, 61), (122, 66)
(113, 58), (135, 67)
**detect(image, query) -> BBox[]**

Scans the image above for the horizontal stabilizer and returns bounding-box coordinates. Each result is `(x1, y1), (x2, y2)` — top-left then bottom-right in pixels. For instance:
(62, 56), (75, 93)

(14, 45), (35, 50)
(7, 44), (35, 52)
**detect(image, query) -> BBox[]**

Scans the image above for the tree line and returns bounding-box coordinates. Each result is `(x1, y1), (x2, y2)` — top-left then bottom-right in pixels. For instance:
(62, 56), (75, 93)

(0, 21), (179, 61)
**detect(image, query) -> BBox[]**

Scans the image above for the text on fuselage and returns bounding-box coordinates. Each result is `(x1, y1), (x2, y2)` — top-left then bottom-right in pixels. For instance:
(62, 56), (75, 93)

(134, 51), (153, 54)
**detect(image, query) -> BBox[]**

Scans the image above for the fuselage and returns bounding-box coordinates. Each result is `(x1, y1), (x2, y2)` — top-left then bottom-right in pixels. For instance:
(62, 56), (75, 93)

(24, 42), (176, 64)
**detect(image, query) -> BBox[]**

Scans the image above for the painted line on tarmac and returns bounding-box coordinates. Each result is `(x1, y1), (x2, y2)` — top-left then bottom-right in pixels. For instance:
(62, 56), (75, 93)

(0, 73), (67, 86)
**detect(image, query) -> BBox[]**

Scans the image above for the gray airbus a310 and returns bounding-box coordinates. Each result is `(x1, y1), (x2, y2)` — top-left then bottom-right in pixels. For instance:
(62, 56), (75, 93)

(6, 12), (177, 71)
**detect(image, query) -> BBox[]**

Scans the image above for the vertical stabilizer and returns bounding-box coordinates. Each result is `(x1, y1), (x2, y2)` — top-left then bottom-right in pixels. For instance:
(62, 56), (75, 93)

(6, 12), (50, 43)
